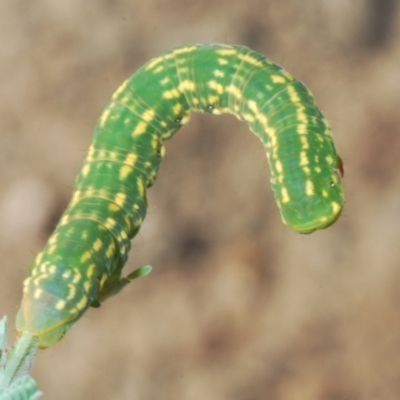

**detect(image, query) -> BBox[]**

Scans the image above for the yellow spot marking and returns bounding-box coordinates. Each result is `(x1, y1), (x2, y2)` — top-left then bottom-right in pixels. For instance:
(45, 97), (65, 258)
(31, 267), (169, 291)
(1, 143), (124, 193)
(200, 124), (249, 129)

(207, 95), (219, 105)
(115, 192), (127, 207)
(85, 186), (95, 196)
(75, 296), (88, 311)
(99, 108), (112, 127)
(281, 187), (290, 203)
(282, 71), (294, 81)
(55, 300), (67, 310)
(119, 165), (132, 179)
(86, 263), (96, 278)
(288, 85), (301, 103)
(255, 113), (269, 131)
(271, 75), (287, 84)
(300, 136), (309, 149)
(173, 103), (183, 115)
(109, 203), (119, 212)
(142, 109), (155, 122)
(212, 107), (222, 115)
(137, 178), (145, 197)
(299, 151), (309, 166)
(80, 251), (92, 263)
(305, 180), (315, 196)
(62, 270), (72, 279)
(315, 166), (322, 173)
(109, 151), (118, 160)
(227, 85), (242, 98)
(72, 190), (81, 202)
(297, 108), (308, 123)
(213, 69), (225, 78)
(237, 53), (263, 67)
(275, 160), (283, 173)
(180, 113), (190, 124)
(105, 218), (116, 229)
(100, 273), (108, 287)
(35, 252), (44, 264)
(154, 65), (164, 73)
(217, 58), (229, 65)
(243, 113), (254, 122)
(322, 190), (328, 198)
(267, 128), (278, 154)
(163, 88), (181, 99)
(33, 288), (43, 299)
(106, 243), (115, 258)
(145, 56), (164, 71)
(178, 79), (196, 92)
(208, 80), (224, 95)
(111, 79), (129, 100)
(133, 121), (147, 136)
(216, 48), (237, 56)
(48, 264), (56, 274)
(247, 100), (258, 113)
(325, 155), (334, 165)
(331, 202), (341, 214)
(173, 46), (197, 55)
(82, 164), (91, 177)
(67, 283), (77, 300)
(160, 77), (169, 85)
(93, 238), (103, 251)
(87, 145), (95, 158)
(124, 153), (137, 166)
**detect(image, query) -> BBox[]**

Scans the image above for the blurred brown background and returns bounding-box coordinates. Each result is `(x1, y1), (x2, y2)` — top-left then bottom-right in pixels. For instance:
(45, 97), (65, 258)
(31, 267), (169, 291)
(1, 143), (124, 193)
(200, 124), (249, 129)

(1, 0), (400, 399)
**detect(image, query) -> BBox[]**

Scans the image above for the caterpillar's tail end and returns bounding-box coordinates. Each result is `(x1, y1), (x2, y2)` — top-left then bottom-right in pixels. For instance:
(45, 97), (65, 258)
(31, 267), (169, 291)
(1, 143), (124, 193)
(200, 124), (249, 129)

(15, 295), (74, 349)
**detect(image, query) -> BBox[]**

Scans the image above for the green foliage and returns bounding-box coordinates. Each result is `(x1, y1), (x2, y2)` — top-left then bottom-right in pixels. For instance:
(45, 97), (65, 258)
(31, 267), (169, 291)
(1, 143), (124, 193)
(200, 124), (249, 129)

(0, 317), (41, 400)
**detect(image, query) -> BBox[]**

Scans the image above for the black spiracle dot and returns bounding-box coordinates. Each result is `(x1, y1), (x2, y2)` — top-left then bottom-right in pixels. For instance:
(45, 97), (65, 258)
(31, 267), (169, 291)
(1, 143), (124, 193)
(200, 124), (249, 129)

(206, 105), (214, 112)
(330, 182), (336, 188)
(156, 140), (165, 158)
(174, 117), (182, 124)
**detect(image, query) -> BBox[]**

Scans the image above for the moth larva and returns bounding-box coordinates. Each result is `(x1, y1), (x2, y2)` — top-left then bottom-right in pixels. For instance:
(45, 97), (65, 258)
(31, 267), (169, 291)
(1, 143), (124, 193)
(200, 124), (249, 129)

(16, 44), (344, 348)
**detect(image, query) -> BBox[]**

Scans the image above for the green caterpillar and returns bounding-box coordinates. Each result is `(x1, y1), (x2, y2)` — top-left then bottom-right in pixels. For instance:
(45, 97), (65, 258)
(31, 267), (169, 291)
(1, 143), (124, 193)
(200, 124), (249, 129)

(16, 44), (344, 348)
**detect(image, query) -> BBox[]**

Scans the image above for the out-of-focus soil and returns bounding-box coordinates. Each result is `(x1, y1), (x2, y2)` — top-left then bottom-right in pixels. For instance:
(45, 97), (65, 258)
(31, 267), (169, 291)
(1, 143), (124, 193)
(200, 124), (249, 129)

(1, 1), (400, 399)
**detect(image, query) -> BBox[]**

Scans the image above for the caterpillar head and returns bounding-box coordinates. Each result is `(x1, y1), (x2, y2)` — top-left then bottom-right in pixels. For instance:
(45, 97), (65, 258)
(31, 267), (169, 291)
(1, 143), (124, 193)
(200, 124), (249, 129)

(277, 167), (344, 234)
